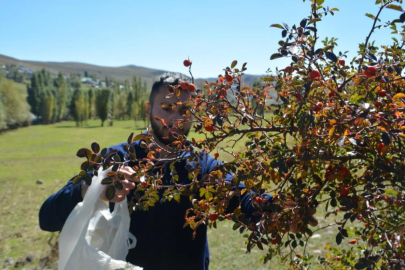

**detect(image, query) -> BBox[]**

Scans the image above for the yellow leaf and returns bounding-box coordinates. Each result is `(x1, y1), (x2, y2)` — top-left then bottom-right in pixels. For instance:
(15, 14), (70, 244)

(329, 125), (336, 138)
(329, 119), (336, 125)
(398, 134), (405, 140)
(396, 102), (405, 108)
(393, 93), (405, 100)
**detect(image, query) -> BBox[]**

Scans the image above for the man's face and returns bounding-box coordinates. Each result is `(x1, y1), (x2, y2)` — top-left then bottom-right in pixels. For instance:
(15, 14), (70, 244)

(148, 85), (193, 145)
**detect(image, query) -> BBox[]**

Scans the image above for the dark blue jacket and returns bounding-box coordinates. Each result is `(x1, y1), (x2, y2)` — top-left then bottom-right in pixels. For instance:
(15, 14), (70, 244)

(39, 140), (269, 270)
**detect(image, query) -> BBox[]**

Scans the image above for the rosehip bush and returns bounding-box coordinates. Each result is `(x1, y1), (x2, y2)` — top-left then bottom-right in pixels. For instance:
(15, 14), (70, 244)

(74, 0), (405, 269)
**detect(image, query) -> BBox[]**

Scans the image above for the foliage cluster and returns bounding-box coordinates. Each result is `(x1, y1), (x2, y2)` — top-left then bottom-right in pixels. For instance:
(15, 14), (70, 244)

(75, 0), (405, 269)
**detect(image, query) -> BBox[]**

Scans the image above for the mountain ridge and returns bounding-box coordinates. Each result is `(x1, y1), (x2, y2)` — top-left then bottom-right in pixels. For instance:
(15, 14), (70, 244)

(0, 53), (266, 87)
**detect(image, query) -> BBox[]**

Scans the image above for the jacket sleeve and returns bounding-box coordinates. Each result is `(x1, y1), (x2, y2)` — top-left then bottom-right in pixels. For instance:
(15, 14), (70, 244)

(38, 177), (84, 232)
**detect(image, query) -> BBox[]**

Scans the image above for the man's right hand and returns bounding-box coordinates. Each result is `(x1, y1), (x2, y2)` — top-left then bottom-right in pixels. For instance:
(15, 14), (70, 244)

(81, 166), (138, 203)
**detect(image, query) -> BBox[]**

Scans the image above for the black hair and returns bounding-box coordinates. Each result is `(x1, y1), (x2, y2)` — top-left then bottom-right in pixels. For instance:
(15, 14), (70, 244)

(149, 72), (191, 107)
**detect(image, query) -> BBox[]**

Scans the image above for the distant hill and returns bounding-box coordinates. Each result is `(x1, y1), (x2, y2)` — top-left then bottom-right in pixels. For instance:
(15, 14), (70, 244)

(0, 54), (266, 88)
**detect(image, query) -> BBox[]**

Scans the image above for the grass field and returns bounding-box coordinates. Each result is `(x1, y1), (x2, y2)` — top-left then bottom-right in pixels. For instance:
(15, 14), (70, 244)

(0, 119), (355, 269)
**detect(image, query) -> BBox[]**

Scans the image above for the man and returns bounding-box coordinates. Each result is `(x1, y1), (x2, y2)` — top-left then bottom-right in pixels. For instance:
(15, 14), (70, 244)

(39, 73), (312, 269)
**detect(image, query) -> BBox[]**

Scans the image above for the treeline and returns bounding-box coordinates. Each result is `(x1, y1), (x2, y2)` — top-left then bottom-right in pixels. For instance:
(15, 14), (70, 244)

(26, 69), (148, 127)
(0, 75), (31, 131)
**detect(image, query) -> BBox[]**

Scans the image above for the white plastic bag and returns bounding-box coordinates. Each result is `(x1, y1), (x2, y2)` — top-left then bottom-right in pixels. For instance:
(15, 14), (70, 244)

(58, 167), (142, 270)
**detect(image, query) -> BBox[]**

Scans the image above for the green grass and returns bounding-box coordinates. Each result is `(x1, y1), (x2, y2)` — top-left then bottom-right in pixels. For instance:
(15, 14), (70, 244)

(0, 119), (356, 269)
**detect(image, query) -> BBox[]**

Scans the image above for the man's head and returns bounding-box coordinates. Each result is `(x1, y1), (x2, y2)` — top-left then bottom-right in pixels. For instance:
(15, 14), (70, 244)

(147, 73), (193, 145)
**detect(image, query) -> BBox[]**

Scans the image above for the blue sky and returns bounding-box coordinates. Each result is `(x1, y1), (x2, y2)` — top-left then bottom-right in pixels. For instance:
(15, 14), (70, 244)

(1, 0), (403, 78)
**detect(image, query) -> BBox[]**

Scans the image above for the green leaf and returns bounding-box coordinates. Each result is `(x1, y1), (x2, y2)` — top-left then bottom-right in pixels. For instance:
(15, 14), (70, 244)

(270, 24), (284, 29)
(354, 262), (368, 269)
(114, 181), (123, 191)
(91, 142), (100, 153)
(365, 13), (376, 20)
(199, 188), (206, 197)
(308, 18), (321, 24)
(72, 175), (83, 185)
(107, 171), (117, 177)
(341, 228), (348, 238)
(174, 193), (181, 203)
(112, 164), (119, 172)
(339, 70), (347, 77)
(382, 132), (391, 145)
(100, 148), (107, 157)
(232, 223), (242, 230)
(113, 154), (121, 162)
(85, 149), (92, 160)
(84, 174), (92, 186)
(316, 0), (324, 5)
(105, 185), (116, 200)
(205, 192), (213, 200)
(133, 134), (150, 145)
(325, 51), (337, 62)
(79, 170), (87, 176)
(127, 132), (134, 144)
(336, 232), (343, 245)
(231, 60), (238, 69)
(101, 177), (114, 185)
(76, 148), (89, 158)
(386, 4), (403, 11)
(270, 53), (283, 60)
(81, 161), (89, 170)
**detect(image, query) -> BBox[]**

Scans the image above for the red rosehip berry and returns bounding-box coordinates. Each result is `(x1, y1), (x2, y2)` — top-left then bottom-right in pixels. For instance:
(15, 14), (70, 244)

(208, 212), (218, 221)
(309, 70), (321, 80)
(340, 185), (350, 196)
(225, 74), (233, 84)
(349, 239), (357, 244)
(183, 59), (191, 67)
(378, 90), (387, 97)
(187, 83), (196, 92)
(254, 197), (264, 204)
(377, 142), (385, 153)
(340, 167), (350, 177)
(313, 102), (323, 112)
(205, 125), (215, 132)
(180, 81), (188, 90)
(364, 66), (377, 77)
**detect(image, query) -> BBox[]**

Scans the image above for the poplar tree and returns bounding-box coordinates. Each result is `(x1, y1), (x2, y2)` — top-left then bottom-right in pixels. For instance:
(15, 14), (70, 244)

(96, 89), (110, 127)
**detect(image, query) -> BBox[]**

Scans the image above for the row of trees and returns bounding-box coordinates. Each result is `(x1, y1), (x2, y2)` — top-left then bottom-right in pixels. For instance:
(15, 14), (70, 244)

(25, 69), (149, 127)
